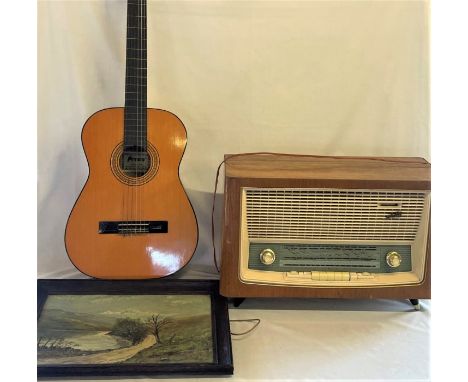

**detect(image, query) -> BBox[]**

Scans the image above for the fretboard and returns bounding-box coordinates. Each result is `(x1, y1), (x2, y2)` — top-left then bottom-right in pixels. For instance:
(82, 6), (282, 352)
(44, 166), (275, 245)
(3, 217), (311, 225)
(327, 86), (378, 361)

(124, 0), (147, 152)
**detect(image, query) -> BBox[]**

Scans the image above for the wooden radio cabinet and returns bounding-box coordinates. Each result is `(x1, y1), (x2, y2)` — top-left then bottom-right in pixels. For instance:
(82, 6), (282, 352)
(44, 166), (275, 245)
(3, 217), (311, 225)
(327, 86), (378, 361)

(219, 154), (430, 307)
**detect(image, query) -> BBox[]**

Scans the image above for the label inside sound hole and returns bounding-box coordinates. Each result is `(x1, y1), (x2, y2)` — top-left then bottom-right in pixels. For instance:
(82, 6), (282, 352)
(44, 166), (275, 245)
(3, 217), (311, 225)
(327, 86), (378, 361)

(248, 243), (412, 273)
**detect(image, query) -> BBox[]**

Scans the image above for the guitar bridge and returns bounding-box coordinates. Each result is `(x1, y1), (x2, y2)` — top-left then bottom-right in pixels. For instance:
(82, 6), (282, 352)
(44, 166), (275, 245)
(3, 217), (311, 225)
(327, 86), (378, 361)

(99, 221), (168, 234)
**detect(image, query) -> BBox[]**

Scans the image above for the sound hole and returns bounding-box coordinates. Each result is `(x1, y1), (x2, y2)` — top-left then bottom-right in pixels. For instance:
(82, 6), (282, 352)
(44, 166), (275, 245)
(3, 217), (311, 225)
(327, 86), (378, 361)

(120, 146), (151, 177)
(111, 142), (159, 185)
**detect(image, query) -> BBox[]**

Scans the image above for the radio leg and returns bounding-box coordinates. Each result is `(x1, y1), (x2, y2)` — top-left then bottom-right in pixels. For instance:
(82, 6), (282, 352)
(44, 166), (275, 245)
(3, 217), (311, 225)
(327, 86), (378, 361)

(232, 298), (245, 308)
(409, 299), (421, 311)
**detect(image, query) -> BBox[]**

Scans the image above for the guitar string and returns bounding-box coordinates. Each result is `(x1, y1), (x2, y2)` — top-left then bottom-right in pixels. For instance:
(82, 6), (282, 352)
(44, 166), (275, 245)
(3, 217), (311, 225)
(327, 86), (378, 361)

(133, 0), (140, 235)
(142, 0), (145, 234)
(141, 0), (146, 234)
(139, 0), (146, 234)
(139, 0), (144, 234)
(125, 1), (131, 236)
(126, 0), (133, 235)
(136, 0), (140, 234)
(130, 0), (137, 235)
(127, 0), (135, 235)
(121, 8), (125, 237)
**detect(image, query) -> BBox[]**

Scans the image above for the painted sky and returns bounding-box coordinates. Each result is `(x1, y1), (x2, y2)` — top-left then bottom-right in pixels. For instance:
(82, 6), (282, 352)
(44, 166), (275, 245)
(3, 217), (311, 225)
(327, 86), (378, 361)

(41, 294), (211, 319)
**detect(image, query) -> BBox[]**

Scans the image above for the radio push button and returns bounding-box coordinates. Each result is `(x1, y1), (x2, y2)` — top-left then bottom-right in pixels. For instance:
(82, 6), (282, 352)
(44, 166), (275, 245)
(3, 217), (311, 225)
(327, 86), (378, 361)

(386, 251), (402, 268)
(259, 249), (276, 265)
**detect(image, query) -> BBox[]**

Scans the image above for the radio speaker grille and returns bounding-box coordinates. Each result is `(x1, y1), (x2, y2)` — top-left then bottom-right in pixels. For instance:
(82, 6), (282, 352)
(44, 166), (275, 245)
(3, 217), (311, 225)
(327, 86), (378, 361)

(245, 189), (427, 241)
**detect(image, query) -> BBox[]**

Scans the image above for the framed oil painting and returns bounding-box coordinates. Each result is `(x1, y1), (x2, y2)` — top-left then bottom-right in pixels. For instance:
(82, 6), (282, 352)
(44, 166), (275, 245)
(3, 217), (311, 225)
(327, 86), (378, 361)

(37, 279), (233, 377)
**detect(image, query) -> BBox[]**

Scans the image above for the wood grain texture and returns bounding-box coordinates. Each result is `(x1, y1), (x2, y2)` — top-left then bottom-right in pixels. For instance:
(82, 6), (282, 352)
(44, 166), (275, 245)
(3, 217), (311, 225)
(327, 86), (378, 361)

(65, 108), (198, 279)
(219, 154), (431, 299)
(225, 154), (430, 190)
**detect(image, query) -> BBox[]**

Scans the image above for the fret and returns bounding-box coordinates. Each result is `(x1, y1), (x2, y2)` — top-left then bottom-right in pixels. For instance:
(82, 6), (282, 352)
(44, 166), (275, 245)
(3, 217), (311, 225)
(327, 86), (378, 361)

(126, 39), (146, 43)
(125, 89), (147, 94)
(125, 72), (146, 78)
(126, 32), (147, 38)
(124, 95), (146, 98)
(125, 101), (147, 105)
(125, 91), (147, 96)
(126, 67), (147, 74)
(125, 108), (147, 113)
(126, 33), (147, 39)
(125, 104), (147, 109)
(125, 85), (147, 89)
(126, 40), (147, 46)
(124, 117), (147, 121)
(124, 121), (147, 125)
(125, 93), (147, 97)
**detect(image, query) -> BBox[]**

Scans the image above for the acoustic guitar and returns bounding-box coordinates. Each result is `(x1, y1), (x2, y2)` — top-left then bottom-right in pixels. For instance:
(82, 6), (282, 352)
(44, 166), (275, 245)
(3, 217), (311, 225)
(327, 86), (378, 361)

(65, 0), (198, 279)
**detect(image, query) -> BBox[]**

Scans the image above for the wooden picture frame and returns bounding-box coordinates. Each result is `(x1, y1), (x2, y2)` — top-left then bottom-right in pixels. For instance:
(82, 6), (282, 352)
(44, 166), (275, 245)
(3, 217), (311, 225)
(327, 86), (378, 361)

(37, 279), (233, 378)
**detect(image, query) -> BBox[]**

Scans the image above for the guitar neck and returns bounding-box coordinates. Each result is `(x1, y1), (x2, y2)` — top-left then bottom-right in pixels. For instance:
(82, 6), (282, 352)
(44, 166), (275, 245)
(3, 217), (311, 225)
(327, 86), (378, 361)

(124, 0), (147, 151)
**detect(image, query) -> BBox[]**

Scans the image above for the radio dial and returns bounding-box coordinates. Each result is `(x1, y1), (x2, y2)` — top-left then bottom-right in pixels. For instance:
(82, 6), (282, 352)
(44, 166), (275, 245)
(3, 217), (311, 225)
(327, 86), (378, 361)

(386, 251), (402, 268)
(260, 249), (276, 265)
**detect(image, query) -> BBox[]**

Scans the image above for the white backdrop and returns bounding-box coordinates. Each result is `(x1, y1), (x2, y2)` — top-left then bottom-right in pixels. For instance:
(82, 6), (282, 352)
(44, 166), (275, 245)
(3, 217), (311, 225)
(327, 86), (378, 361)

(38, 2), (430, 380)
(38, 0), (429, 277)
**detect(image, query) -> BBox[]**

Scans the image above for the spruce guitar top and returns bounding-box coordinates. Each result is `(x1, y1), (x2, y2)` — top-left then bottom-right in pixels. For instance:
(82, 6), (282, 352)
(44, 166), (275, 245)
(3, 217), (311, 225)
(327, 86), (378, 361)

(65, 0), (198, 279)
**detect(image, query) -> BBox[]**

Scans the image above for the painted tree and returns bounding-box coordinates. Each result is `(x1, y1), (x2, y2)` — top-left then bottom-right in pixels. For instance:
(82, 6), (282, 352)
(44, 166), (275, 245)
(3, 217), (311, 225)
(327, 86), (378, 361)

(110, 318), (147, 345)
(146, 314), (172, 343)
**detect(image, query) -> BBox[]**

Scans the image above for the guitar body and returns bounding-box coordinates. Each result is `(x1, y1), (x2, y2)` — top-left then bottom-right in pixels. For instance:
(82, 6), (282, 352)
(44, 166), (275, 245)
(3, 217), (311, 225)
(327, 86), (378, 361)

(65, 108), (198, 279)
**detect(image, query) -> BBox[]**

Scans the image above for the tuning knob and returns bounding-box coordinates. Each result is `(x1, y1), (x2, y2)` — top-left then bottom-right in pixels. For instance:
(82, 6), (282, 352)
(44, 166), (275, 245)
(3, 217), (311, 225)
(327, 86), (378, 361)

(260, 249), (276, 265)
(386, 251), (402, 268)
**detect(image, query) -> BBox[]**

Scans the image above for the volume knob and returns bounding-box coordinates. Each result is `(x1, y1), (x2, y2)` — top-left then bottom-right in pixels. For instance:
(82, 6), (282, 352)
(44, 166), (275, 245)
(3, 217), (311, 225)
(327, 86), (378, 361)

(386, 251), (402, 268)
(260, 249), (276, 265)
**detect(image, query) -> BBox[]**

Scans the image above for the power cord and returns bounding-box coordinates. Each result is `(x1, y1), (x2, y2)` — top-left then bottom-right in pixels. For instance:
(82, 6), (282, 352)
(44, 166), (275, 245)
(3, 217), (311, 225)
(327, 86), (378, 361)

(229, 319), (261, 336)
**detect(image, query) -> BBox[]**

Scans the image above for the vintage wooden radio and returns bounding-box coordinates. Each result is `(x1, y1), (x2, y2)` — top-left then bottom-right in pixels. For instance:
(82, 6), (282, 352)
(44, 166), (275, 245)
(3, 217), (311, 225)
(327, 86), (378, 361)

(219, 154), (430, 308)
